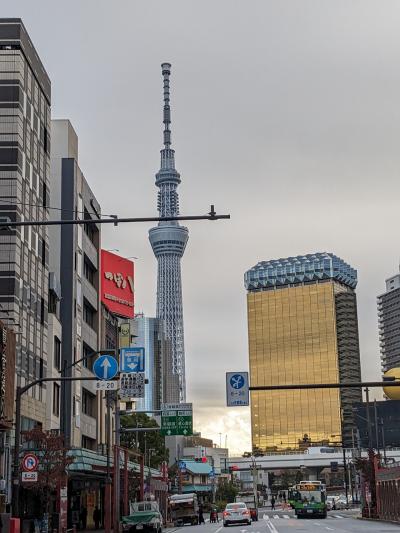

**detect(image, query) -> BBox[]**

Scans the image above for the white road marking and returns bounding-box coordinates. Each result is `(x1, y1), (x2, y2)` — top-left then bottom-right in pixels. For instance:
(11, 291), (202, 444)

(265, 518), (279, 533)
(326, 528), (334, 531)
(262, 514), (268, 520)
(214, 527), (223, 533)
(315, 522), (321, 526)
(283, 515), (290, 519)
(273, 515), (279, 519)
(334, 515), (343, 519)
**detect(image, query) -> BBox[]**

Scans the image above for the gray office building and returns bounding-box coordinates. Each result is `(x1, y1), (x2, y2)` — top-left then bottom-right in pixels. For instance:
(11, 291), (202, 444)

(0, 19), (51, 428)
(50, 120), (102, 449)
(378, 270), (400, 373)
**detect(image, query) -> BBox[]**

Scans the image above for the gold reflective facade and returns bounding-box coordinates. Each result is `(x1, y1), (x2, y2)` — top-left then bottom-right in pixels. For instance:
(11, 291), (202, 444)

(248, 281), (345, 451)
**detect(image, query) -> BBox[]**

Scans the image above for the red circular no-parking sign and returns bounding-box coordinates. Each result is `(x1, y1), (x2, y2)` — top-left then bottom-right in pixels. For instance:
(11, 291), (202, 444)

(22, 453), (39, 472)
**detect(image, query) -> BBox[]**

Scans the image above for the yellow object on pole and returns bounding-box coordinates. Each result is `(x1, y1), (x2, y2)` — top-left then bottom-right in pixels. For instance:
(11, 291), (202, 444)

(383, 368), (400, 400)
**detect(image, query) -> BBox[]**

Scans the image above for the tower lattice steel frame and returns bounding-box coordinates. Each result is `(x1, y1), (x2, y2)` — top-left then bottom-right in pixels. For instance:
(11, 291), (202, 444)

(149, 63), (189, 402)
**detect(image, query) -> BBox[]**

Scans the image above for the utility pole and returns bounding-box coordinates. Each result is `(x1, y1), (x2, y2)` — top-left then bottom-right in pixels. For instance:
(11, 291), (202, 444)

(365, 387), (372, 449)
(374, 400), (380, 455)
(105, 391), (112, 533)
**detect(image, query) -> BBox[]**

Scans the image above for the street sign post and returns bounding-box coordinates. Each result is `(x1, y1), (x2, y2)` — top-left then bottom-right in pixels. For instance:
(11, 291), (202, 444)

(160, 403), (193, 436)
(120, 347), (145, 373)
(226, 372), (249, 406)
(93, 355), (118, 381)
(119, 372), (145, 399)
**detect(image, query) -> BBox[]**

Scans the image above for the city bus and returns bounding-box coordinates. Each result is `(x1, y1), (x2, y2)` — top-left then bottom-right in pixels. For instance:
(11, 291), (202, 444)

(289, 481), (327, 519)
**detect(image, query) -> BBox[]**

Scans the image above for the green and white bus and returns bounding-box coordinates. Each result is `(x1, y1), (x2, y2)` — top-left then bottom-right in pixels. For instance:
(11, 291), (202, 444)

(288, 481), (327, 519)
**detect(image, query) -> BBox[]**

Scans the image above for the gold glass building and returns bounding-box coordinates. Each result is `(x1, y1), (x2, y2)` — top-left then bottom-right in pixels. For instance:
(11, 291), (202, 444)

(245, 253), (362, 451)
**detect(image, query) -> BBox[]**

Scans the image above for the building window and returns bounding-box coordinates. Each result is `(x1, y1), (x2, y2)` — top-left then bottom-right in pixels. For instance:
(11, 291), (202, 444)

(40, 297), (45, 324)
(53, 383), (60, 417)
(41, 238), (46, 265)
(83, 209), (97, 244)
(84, 258), (96, 285)
(82, 343), (95, 371)
(48, 291), (57, 315)
(82, 388), (96, 418)
(81, 435), (96, 451)
(83, 300), (95, 329)
(53, 336), (61, 371)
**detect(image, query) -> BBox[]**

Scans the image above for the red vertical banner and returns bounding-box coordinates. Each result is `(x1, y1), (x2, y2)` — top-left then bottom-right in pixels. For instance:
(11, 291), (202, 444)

(101, 250), (134, 318)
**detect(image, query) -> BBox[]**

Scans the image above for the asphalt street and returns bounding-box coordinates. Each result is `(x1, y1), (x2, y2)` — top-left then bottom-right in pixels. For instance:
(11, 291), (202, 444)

(171, 509), (400, 532)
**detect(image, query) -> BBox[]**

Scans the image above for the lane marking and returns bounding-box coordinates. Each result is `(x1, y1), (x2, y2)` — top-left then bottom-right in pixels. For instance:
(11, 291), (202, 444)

(334, 515), (343, 519)
(262, 514), (268, 520)
(282, 515), (290, 519)
(214, 527), (223, 533)
(273, 515), (279, 519)
(326, 528), (334, 531)
(315, 522), (321, 526)
(265, 518), (279, 533)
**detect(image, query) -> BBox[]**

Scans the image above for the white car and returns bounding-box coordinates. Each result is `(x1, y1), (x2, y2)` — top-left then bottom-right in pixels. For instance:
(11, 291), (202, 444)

(223, 503), (251, 527)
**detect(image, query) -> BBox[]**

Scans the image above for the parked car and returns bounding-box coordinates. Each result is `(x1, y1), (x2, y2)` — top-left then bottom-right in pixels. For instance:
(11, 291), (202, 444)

(223, 503), (251, 527)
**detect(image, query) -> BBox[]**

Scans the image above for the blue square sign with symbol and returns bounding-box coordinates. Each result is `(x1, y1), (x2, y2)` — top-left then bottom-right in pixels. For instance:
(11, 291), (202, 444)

(120, 347), (145, 373)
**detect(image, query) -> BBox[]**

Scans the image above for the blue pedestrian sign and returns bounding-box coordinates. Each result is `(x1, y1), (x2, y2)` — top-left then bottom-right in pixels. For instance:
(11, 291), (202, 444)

(120, 347), (145, 373)
(93, 355), (118, 381)
(226, 371), (249, 407)
(230, 374), (245, 389)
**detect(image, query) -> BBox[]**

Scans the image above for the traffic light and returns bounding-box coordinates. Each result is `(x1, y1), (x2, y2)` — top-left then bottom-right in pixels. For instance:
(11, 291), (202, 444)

(195, 457), (207, 463)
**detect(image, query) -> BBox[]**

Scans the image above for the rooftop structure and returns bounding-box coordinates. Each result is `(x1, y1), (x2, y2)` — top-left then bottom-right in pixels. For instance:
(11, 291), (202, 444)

(245, 252), (357, 291)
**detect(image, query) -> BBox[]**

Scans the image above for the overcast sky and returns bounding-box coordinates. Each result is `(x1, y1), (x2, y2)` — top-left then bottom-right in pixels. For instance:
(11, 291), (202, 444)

(7, 1), (400, 454)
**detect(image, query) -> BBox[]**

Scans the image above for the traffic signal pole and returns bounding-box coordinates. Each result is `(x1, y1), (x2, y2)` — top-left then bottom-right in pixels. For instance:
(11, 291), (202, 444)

(249, 380), (400, 391)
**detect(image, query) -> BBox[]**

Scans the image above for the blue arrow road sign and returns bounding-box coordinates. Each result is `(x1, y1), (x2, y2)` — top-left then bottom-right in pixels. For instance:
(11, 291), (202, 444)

(120, 347), (145, 373)
(93, 355), (118, 380)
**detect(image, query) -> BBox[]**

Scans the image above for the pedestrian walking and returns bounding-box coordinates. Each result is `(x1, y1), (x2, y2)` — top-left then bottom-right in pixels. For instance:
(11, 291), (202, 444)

(271, 497), (275, 511)
(80, 506), (87, 530)
(93, 507), (101, 530)
(198, 504), (205, 525)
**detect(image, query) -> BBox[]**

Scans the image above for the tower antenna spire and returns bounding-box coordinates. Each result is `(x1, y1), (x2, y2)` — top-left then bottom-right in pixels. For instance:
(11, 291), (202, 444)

(161, 62), (172, 149)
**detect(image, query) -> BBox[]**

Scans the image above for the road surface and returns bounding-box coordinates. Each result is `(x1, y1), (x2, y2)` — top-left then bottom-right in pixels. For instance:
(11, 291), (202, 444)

(172, 509), (400, 532)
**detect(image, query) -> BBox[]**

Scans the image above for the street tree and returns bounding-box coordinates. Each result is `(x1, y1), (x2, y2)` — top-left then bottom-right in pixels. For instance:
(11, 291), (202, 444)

(21, 428), (73, 515)
(121, 412), (169, 468)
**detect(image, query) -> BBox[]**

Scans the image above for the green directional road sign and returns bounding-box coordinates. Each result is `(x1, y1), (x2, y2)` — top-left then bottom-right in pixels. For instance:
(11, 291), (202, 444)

(161, 404), (193, 436)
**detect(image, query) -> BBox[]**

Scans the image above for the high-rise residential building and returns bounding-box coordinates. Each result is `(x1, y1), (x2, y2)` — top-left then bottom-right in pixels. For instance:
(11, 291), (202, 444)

(0, 19), (51, 429)
(50, 119), (102, 449)
(149, 63), (189, 403)
(377, 269), (400, 373)
(133, 314), (175, 412)
(245, 253), (362, 450)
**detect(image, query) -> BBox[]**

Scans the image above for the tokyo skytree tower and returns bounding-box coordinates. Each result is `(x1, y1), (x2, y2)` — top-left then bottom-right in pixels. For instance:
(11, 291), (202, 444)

(149, 63), (189, 403)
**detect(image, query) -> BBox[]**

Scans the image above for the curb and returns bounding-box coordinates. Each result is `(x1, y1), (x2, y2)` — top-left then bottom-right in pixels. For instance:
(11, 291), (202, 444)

(356, 516), (400, 525)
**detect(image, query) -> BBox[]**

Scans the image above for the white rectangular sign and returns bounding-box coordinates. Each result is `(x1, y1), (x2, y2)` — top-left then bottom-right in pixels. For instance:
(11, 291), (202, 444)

(226, 372), (250, 407)
(161, 402), (192, 411)
(95, 380), (118, 391)
(119, 372), (145, 398)
(22, 471), (38, 482)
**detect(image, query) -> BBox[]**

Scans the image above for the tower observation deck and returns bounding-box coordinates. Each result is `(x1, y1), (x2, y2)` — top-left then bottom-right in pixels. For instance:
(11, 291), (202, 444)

(149, 63), (189, 402)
